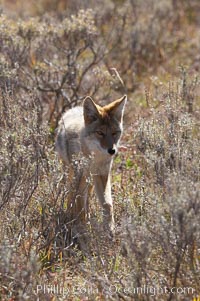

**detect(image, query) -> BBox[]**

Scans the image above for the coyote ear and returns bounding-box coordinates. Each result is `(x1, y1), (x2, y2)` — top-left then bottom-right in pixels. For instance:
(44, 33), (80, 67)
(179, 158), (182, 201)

(110, 95), (127, 122)
(83, 96), (99, 124)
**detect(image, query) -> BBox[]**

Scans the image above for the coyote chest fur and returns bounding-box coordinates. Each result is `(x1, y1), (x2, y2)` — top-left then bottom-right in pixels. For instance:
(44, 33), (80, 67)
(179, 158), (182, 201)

(56, 95), (127, 234)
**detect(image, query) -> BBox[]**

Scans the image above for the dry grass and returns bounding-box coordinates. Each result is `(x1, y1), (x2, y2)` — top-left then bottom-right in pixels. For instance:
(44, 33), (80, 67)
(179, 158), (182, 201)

(0, 1), (200, 300)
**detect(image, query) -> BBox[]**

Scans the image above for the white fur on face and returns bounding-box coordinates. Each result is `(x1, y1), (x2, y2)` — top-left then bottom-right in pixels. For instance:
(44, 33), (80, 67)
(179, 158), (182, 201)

(86, 136), (118, 158)
(87, 137), (109, 156)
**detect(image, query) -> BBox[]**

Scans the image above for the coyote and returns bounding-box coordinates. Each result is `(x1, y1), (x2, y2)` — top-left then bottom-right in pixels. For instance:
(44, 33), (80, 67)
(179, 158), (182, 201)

(56, 95), (127, 234)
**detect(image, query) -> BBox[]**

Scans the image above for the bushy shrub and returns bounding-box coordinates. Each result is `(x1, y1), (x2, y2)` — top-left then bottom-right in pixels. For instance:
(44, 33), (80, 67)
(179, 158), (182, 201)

(0, 1), (200, 300)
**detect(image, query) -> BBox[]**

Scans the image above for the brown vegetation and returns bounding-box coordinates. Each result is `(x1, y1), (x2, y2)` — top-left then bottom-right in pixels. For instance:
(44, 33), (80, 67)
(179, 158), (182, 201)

(0, 0), (199, 300)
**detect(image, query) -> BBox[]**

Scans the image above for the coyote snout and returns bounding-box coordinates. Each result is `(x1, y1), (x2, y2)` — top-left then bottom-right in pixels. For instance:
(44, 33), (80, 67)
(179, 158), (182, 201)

(108, 148), (116, 155)
(56, 95), (127, 235)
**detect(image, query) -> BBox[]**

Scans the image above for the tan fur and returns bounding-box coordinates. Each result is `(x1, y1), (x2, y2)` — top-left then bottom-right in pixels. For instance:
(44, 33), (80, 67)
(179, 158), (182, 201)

(56, 95), (127, 234)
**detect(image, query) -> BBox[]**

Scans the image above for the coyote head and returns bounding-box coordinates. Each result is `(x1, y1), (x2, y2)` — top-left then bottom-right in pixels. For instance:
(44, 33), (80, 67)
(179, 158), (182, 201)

(83, 95), (127, 156)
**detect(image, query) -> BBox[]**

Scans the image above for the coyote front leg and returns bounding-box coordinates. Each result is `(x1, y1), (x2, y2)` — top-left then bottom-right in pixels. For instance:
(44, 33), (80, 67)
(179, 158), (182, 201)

(67, 167), (90, 224)
(93, 173), (114, 233)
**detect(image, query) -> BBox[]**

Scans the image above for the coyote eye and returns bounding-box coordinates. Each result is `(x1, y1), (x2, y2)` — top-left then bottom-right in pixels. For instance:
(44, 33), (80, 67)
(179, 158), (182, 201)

(112, 131), (120, 137)
(96, 131), (105, 137)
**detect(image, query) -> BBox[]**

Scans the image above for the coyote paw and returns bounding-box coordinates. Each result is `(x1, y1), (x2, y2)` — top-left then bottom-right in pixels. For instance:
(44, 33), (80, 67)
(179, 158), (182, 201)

(103, 222), (115, 240)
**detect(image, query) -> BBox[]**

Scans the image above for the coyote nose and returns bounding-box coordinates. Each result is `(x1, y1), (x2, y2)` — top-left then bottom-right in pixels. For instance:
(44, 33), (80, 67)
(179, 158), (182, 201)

(108, 148), (116, 155)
